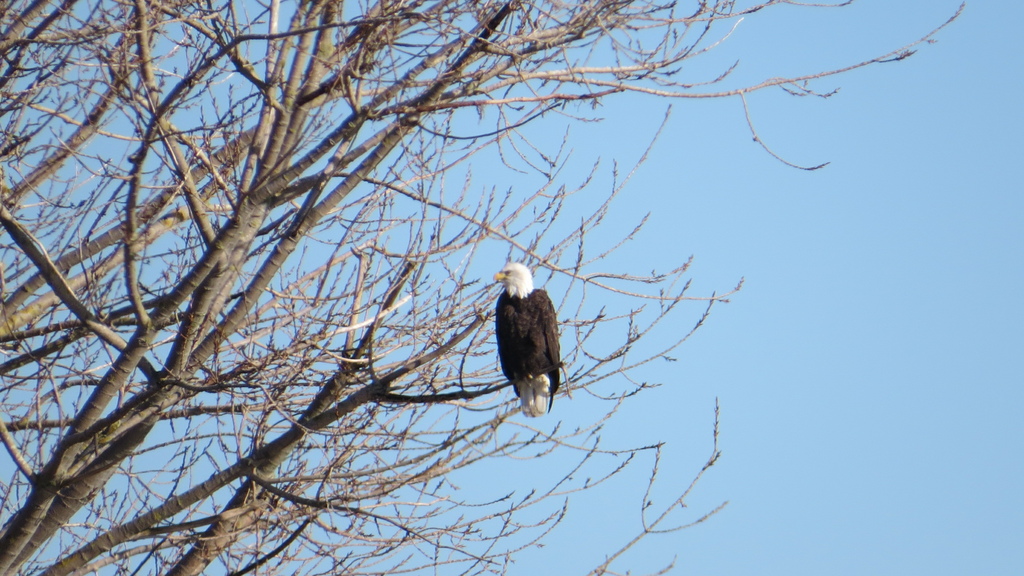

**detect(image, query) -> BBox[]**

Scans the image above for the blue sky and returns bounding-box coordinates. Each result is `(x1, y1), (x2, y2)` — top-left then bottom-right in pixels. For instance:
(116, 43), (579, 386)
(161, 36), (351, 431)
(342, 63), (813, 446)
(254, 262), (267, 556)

(507, 1), (1022, 574)
(3, 2), (1018, 574)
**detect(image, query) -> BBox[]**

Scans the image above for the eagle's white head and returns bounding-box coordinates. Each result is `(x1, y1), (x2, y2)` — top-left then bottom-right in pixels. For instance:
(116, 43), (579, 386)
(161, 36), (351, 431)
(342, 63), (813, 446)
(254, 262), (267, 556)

(494, 262), (534, 298)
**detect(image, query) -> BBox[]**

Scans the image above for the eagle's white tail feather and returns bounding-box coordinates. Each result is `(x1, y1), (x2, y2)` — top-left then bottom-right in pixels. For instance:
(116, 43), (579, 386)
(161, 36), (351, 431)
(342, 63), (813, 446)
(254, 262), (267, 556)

(518, 374), (551, 418)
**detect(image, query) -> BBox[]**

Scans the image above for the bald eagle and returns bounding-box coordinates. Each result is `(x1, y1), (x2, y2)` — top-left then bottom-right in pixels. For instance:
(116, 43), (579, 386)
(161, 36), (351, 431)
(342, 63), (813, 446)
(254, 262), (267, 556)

(494, 262), (562, 417)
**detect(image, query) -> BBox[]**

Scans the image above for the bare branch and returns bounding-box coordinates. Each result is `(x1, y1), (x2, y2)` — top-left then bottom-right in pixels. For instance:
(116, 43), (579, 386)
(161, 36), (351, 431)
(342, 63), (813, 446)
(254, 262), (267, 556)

(0, 1), (959, 574)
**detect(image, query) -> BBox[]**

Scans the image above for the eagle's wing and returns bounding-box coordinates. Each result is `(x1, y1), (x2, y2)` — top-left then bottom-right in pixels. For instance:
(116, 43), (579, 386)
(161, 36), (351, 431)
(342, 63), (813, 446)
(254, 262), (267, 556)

(495, 293), (516, 382)
(535, 289), (561, 395)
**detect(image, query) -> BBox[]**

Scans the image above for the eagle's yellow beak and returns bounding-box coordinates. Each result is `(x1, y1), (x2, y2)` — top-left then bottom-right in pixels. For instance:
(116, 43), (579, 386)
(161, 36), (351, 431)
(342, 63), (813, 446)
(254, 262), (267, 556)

(494, 271), (506, 282)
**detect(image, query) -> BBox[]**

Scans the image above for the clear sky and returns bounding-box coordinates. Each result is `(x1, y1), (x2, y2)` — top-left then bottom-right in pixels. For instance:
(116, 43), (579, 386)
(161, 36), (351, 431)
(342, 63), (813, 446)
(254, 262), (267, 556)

(4, 2), (1018, 574)
(508, 1), (1022, 574)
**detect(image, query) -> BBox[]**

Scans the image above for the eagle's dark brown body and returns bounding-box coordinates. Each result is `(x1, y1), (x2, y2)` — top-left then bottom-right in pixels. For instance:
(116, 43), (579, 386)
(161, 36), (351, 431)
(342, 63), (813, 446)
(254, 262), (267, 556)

(495, 288), (561, 416)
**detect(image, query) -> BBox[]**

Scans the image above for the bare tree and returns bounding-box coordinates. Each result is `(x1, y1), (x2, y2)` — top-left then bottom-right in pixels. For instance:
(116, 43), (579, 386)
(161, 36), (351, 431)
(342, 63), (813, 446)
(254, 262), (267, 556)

(0, 1), (960, 574)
